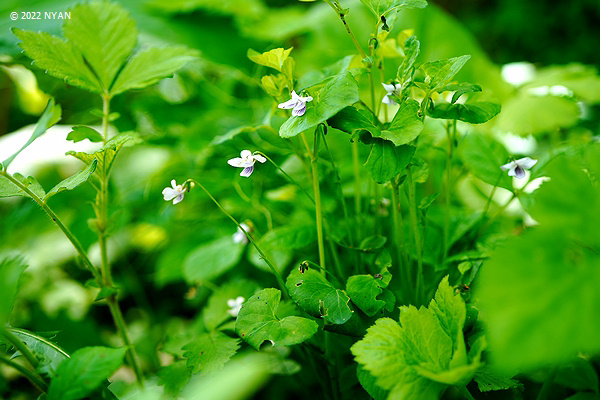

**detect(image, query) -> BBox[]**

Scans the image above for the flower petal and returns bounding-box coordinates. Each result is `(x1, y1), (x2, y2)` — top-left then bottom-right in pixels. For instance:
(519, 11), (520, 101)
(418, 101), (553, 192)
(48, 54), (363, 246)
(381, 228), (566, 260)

(253, 153), (266, 163)
(292, 103), (306, 116)
(382, 94), (395, 105)
(240, 166), (254, 177)
(228, 158), (254, 168)
(501, 161), (517, 170)
(278, 99), (297, 109)
(382, 82), (396, 93)
(513, 166), (526, 179)
(172, 193), (185, 204)
(517, 157), (537, 169)
(240, 150), (253, 159)
(171, 179), (177, 188)
(291, 90), (300, 100)
(162, 187), (177, 201)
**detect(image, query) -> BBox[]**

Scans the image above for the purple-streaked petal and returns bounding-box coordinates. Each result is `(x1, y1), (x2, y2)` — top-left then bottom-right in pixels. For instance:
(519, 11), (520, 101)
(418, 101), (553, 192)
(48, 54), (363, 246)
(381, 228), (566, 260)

(172, 193), (185, 204)
(162, 187), (177, 201)
(228, 158), (254, 167)
(517, 157), (537, 169)
(292, 103), (306, 116)
(240, 166), (254, 177)
(291, 90), (300, 100)
(501, 161), (516, 170)
(253, 153), (266, 163)
(513, 166), (526, 179)
(278, 99), (297, 109)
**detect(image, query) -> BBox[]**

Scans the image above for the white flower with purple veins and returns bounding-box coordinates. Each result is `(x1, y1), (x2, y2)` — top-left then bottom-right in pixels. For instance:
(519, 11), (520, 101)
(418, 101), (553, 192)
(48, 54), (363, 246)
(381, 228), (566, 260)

(501, 157), (538, 179)
(162, 180), (186, 204)
(382, 82), (401, 105)
(232, 223), (250, 245)
(227, 150), (266, 177)
(278, 91), (313, 116)
(227, 296), (245, 318)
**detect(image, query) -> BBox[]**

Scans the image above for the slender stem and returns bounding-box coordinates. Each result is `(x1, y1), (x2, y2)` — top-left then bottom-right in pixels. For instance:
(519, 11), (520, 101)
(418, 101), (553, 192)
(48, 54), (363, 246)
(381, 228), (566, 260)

(0, 327), (40, 370)
(482, 173), (503, 218)
(325, 1), (367, 59)
(391, 179), (411, 300)
(106, 297), (143, 383)
(442, 120), (456, 267)
(406, 168), (424, 305)
(188, 179), (289, 297)
(458, 385), (476, 400)
(352, 140), (362, 241)
(254, 151), (314, 204)
(0, 353), (47, 393)
(368, 43), (377, 114)
(373, 183), (380, 234)
(0, 171), (102, 283)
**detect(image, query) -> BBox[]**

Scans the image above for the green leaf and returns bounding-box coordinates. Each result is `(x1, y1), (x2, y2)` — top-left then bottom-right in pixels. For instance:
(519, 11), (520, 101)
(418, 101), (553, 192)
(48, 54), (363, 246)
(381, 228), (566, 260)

(357, 366), (389, 400)
(202, 280), (259, 331)
(66, 132), (139, 176)
(44, 159), (97, 201)
(0, 256), (27, 324)
(365, 140), (415, 183)
(287, 268), (353, 324)
(358, 235), (388, 252)
(554, 357), (599, 393)
(157, 360), (191, 397)
(346, 275), (386, 317)
(420, 55), (471, 92)
(397, 36), (420, 85)
(457, 133), (512, 190)
(522, 63), (600, 103)
(110, 46), (197, 95)
(12, 28), (102, 92)
(279, 71), (360, 138)
(437, 82), (482, 104)
(327, 106), (381, 139)
(183, 332), (240, 375)
(47, 346), (126, 400)
(360, 0), (427, 18)
(0, 173), (45, 200)
(63, 2), (137, 92)
(247, 47), (293, 72)
(183, 236), (245, 284)
(235, 288), (318, 350)
(66, 126), (103, 143)
(381, 99), (424, 145)
(8, 329), (69, 378)
(259, 224), (317, 250)
(3, 99), (61, 168)
(473, 365), (521, 392)
(429, 102), (501, 124)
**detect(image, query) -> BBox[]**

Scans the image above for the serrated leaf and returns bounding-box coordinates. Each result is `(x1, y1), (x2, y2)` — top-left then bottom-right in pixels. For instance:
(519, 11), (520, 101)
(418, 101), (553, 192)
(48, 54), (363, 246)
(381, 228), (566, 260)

(365, 140), (415, 183)
(12, 28), (102, 92)
(286, 268), (353, 324)
(360, 0), (427, 18)
(44, 159), (97, 200)
(0, 257), (27, 324)
(3, 98), (61, 168)
(247, 47), (293, 72)
(397, 36), (420, 84)
(235, 288), (318, 350)
(183, 332), (240, 375)
(157, 360), (191, 397)
(457, 133), (512, 190)
(202, 280), (259, 331)
(66, 132), (139, 176)
(8, 328), (69, 378)
(279, 71), (359, 138)
(346, 275), (386, 317)
(474, 366), (521, 393)
(420, 55), (471, 92)
(183, 236), (245, 284)
(63, 1), (137, 92)
(66, 126), (103, 143)
(0, 173), (46, 199)
(110, 46), (197, 95)
(47, 346), (126, 400)
(430, 102), (501, 124)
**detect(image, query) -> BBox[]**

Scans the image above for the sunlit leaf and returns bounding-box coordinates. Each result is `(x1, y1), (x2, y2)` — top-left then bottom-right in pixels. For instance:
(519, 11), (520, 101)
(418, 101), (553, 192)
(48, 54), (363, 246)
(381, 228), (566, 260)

(420, 55), (471, 92)
(66, 126), (103, 143)
(247, 47), (293, 72)
(429, 101), (501, 124)
(183, 236), (245, 283)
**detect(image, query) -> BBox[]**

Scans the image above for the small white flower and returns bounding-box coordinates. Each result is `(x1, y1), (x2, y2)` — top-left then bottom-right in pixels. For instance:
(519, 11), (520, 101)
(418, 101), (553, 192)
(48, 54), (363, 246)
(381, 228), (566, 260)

(233, 223), (250, 244)
(278, 90), (313, 117)
(227, 150), (266, 177)
(501, 157), (538, 179)
(382, 82), (401, 105)
(162, 179), (186, 204)
(227, 296), (245, 317)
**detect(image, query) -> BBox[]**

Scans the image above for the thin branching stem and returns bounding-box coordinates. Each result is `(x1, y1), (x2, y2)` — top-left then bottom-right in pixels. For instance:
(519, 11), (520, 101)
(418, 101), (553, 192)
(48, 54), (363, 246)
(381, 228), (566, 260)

(0, 353), (47, 393)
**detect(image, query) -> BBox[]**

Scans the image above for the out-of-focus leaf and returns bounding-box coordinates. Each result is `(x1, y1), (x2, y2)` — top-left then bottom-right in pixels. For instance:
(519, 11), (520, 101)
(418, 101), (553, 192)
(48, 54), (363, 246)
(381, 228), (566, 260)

(66, 126), (103, 143)
(364, 140), (415, 183)
(279, 71), (360, 138)
(554, 357), (599, 393)
(183, 332), (240, 375)
(44, 159), (97, 201)
(429, 102), (501, 124)
(522, 63), (600, 103)
(286, 268), (353, 324)
(420, 55), (471, 92)
(47, 346), (126, 400)
(183, 236), (245, 283)
(2, 99), (61, 168)
(357, 365), (389, 400)
(158, 360), (191, 398)
(202, 280), (259, 331)
(247, 47), (293, 72)
(235, 288), (318, 350)
(473, 366), (521, 393)
(458, 133), (512, 190)
(0, 257), (27, 324)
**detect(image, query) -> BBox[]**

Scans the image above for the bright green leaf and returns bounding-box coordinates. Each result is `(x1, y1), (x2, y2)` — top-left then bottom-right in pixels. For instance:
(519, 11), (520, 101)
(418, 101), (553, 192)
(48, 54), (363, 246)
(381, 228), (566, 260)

(183, 332), (240, 375)
(202, 280), (259, 331)
(235, 288), (318, 350)
(0, 257), (27, 324)
(429, 102), (501, 124)
(473, 365), (522, 393)
(457, 133), (512, 190)
(0, 173), (46, 199)
(279, 71), (360, 138)
(364, 140), (415, 183)
(66, 126), (103, 143)
(381, 99), (423, 145)
(287, 268), (353, 324)
(183, 236), (245, 284)
(360, 0), (427, 19)
(47, 346), (126, 400)
(346, 275), (386, 317)
(420, 55), (471, 92)
(247, 47), (293, 72)
(397, 36), (420, 85)
(45, 159), (97, 201)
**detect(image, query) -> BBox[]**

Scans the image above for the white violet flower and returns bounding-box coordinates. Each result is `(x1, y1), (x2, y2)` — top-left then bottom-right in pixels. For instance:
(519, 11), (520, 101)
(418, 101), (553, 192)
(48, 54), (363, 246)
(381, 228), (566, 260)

(278, 90), (313, 117)
(227, 150), (266, 177)
(162, 179), (186, 205)
(227, 296), (245, 317)
(382, 82), (401, 105)
(501, 157), (538, 179)
(232, 223), (250, 245)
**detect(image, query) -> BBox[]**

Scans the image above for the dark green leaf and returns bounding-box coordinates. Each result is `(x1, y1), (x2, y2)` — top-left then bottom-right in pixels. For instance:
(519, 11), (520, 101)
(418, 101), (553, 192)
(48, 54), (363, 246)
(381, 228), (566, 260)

(457, 133), (512, 190)
(9, 329), (69, 378)
(66, 126), (103, 143)
(183, 332), (240, 375)
(365, 140), (415, 183)
(430, 102), (501, 124)
(45, 159), (97, 200)
(357, 366), (389, 400)
(346, 275), (385, 317)
(554, 357), (599, 393)
(473, 365), (521, 392)
(157, 361), (191, 397)
(235, 288), (318, 350)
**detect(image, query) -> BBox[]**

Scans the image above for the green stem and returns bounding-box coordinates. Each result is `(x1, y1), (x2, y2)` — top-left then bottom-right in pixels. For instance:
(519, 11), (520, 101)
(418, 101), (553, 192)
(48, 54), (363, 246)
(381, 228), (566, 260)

(0, 327), (40, 371)
(187, 179), (289, 297)
(0, 171), (102, 283)
(106, 297), (143, 384)
(352, 140), (362, 241)
(407, 168), (424, 305)
(326, 1), (367, 59)
(325, 331), (340, 400)
(254, 151), (314, 204)
(391, 179), (411, 300)
(458, 385), (476, 400)
(442, 120), (456, 267)
(0, 353), (47, 393)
